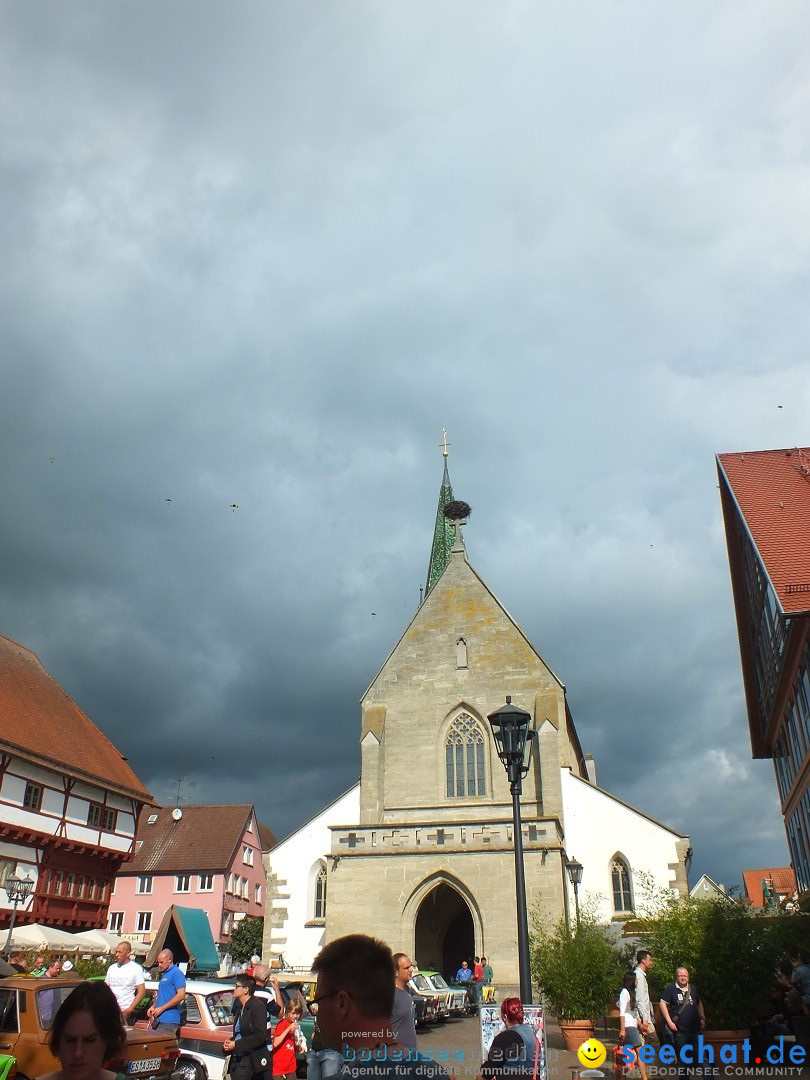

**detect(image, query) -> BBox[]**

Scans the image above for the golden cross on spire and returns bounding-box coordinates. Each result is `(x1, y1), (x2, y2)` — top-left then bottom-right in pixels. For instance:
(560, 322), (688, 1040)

(440, 428), (450, 458)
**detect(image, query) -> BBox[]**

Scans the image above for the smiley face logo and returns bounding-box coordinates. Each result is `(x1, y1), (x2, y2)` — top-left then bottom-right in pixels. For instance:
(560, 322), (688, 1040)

(577, 1038), (607, 1068)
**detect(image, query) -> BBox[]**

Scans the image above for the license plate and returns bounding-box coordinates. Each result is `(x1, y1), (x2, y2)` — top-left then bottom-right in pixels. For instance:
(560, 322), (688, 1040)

(127, 1058), (162, 1074)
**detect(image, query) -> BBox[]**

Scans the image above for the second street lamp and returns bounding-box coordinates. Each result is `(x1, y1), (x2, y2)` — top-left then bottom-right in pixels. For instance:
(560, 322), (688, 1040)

(565, 857), (583, 930)
(487, 696), (536, 1004)
(2, 873), (34, 958)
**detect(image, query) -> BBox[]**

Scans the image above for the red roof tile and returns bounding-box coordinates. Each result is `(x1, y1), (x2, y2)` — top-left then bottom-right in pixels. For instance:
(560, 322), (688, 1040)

(124, 804), (276, 874)
(0, 635), (151, 800)
(717, 448), (810, 615)
(741, 867), (797, 906)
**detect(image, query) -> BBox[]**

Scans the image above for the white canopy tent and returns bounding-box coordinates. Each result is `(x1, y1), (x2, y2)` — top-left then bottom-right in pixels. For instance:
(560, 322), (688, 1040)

(7, 924), (106, 954)
(71, 929), (147, 955)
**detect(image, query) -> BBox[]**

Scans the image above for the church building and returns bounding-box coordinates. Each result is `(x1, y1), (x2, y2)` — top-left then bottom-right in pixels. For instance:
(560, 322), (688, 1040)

(263, 458), (690, 990)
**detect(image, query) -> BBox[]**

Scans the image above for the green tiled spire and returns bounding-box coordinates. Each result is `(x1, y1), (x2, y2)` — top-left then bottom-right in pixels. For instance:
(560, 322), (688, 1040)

(425, 456), (455, 598)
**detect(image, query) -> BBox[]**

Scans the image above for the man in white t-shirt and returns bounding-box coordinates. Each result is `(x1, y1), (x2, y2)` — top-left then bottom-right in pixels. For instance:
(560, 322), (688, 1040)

(105, 941), (147, 1022)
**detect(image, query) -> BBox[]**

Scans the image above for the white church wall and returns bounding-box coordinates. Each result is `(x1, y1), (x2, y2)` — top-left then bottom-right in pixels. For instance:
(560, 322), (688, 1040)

(264, 783), (360, 970)
(560, 769), (686, 925)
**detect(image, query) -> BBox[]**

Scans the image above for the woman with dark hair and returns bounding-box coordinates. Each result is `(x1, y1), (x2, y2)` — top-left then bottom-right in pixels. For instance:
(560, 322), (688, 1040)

(38, 981), (126, 1080)
(618, 971), (647, 1080)
(223, 975), (270, 1080)
(482, 998), (539, 1080)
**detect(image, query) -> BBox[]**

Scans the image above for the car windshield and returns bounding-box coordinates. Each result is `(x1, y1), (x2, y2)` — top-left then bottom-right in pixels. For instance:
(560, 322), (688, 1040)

(206, 990), (235, 1026)
(36, 984), (77, 1028)
(410, 974), (431, 991)
(429, 974), (449, 989)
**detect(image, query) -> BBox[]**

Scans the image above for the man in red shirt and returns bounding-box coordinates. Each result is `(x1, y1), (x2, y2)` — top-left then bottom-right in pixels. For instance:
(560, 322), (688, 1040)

(472, 957), (484, 1009)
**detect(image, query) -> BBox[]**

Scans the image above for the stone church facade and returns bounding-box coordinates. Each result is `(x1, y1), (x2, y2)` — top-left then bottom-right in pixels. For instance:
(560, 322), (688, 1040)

(263, 462), (690, 990)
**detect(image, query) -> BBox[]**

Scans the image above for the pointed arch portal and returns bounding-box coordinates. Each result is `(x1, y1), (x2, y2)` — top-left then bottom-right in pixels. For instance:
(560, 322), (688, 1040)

(414, 883), (475, 980)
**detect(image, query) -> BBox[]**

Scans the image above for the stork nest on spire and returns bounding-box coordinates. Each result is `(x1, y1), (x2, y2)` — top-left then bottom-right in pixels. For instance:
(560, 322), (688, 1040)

(443, 500), (471, 521)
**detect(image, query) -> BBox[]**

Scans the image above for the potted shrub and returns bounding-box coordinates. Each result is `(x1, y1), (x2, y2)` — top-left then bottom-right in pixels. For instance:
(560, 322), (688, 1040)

(638, 890), (783, 1045)
(532, 906), (626, 1050)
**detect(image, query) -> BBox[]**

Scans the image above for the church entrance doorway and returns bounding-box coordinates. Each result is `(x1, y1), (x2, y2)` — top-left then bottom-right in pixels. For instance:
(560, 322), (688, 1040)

(414, 883), (474, 981)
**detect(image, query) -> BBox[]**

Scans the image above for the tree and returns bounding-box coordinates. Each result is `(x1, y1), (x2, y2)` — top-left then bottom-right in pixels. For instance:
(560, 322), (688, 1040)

(229, 916), (264, 964)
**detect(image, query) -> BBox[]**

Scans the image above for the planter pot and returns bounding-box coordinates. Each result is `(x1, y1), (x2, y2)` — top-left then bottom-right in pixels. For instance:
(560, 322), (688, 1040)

(559, 1019), (597, 1051)
(702, 1030), (751, 1074)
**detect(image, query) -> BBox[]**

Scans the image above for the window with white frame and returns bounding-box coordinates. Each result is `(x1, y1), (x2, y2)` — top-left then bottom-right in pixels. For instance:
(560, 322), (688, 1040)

(254, 883), (262, 904)
(136, 911), (152, 932)
(108, 911), (124, 932)
(87, 802), (116, 831)
(175, 874), (191, 893)
(199, 873), (214, 892)
(23, 782), (43, 811)
(136, 875), (153, 894)
(242, 845), (254, 866)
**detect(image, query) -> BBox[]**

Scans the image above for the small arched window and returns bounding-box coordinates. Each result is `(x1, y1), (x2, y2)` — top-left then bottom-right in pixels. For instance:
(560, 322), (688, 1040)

(456, 638), (468, 668)
(611, 857), (633, 913)
(314, 864), (327, 919)
(445, 713), (486, 798)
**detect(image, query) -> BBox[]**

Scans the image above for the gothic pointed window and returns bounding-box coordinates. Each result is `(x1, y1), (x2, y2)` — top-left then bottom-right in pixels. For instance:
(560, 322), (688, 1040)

(314, 864), (327, 919)
(445, 713), (486, 798)
(611, 857), (633, 913)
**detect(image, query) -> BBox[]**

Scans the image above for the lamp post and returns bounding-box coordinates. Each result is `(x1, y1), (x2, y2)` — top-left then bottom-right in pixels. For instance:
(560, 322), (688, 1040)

(2, 873), (34, 958)
(487, 696), (536, 1004)
(565, 857), (583, 930)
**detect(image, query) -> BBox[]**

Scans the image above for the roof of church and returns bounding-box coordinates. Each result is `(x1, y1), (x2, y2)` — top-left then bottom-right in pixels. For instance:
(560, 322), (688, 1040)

(122, 803), (276, 874)
(424, 457), (456, 597)
(717, 447), (810, 615)
(0, 634), (152, 801)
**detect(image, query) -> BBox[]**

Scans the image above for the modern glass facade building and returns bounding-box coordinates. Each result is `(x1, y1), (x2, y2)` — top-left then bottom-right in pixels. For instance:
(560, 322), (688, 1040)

(718, 447), (810, 891)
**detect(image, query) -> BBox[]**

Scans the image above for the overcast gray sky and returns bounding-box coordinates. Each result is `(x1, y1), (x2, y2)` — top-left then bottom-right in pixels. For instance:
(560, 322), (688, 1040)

(2, 1), (808, 893)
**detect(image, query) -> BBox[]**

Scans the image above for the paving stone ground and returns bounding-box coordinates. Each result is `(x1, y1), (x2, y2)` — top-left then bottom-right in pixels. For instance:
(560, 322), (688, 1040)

(414, 1014), (810, 1080)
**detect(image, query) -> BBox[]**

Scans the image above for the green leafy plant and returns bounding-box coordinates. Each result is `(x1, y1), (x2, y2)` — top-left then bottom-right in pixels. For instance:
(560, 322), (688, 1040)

(229, 916), (264, 965)
(637, 886), (793, 1030)
(531, 905), (625, 1021)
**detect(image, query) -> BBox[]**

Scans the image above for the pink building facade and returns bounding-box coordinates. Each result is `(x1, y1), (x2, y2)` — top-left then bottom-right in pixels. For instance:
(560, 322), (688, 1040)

(109, 804), (274, 965)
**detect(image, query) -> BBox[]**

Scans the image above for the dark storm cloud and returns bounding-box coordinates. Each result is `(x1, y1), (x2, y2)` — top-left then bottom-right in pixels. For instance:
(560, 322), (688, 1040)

(1, 0), (809, 881)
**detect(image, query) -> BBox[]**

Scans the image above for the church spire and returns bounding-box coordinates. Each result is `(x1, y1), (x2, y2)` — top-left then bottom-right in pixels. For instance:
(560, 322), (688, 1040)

(424, 431), (456, 598)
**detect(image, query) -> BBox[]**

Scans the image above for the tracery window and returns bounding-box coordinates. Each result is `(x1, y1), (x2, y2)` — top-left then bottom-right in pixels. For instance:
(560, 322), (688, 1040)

(314, 864), (327, 919)
(611, 857), (633, 913)
(445, 713), (486, 798)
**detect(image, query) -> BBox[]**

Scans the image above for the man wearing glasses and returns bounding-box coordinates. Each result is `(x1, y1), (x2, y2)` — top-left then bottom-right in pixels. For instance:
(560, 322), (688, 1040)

(311, 934), (448, 1079)
(391, 954), (417, 1050)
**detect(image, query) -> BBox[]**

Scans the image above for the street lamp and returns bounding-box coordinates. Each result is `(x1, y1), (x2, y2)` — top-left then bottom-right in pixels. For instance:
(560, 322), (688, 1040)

(487, 696), (536, 1004)
(565, 857), (583, 930)
(2, 873), (34, 958)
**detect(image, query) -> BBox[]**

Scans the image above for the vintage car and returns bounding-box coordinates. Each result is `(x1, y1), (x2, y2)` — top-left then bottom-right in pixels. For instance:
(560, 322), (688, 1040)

(137, 978), (314, 1080)
(406, 973), (441, 1024)
(135, 980), (234, 1080)
(418, 971), (466, 1018)
(0, 976), (181, 1080)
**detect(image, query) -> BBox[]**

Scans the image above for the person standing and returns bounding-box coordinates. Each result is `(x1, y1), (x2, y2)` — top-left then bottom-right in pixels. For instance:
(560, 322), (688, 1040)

(391, 953), (417, 1050)
(618, 972), (648, 1080)
(272, 1000), (303, 1080)
(472, 958), (484, 1009)
(481, 998), (538, 1079)
(658, 967), (705, 1077)
(105, 941), (146, 1024)
(482, 957), (494, 986)
(311, 933), (448, 1079)
(224, 974), (272, 1080)
(455, 960), (472, 984)
(147, 949), (186, 1035)
(38, 981), (127, 1080)
(634, 951), (654, 1038)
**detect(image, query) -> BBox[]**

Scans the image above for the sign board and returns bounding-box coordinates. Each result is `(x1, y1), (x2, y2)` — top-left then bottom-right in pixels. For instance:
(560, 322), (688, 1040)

(480, 1003), (546, 1080)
